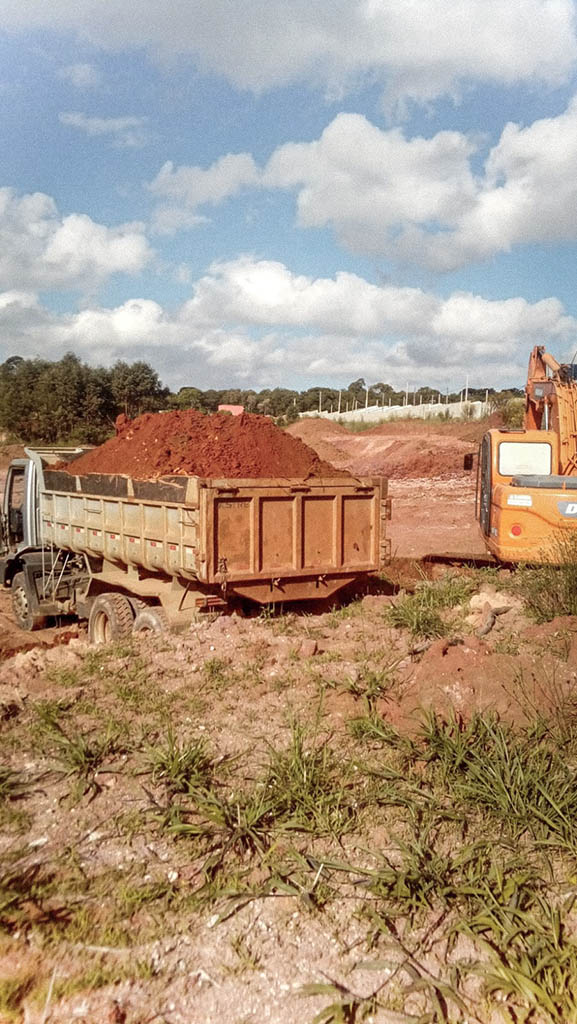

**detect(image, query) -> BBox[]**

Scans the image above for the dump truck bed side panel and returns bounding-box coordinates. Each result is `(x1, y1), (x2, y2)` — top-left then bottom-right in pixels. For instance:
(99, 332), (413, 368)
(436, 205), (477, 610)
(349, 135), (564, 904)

(39, 473), (388, 587)
(209, 483), (382, 581)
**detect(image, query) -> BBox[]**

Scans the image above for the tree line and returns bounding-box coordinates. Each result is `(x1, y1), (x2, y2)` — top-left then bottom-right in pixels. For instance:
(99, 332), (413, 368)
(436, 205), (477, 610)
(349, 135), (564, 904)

(0, 354), (167, 444)
(0, 353), (523, 444)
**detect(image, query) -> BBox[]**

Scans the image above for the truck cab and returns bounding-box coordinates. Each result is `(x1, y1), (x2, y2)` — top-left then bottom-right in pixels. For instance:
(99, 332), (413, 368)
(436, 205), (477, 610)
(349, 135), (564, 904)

(1, 459), (27, 561)
(0, 448), (89, 627)
(0, 456), (45, 580)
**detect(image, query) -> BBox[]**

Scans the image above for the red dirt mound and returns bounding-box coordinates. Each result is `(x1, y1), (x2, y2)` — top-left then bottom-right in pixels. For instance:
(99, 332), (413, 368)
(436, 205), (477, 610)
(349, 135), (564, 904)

(287, 420), (474, 479)
(352, 436), (475, 478)
(287, 418), (349, 439)
(59, 410), (346, 480)
(286, 419), (352, 469)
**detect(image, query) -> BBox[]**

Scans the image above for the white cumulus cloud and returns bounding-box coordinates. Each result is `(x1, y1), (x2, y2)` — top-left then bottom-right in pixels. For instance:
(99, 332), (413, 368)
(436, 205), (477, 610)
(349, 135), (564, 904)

(3, 0), (575, 111)
(246, 98), (577, 269)
(59, 111), (151, 148)
(0, 259), (574, 390)
(264, 113), (477, 259)
(417, 95), (577, 269)
(149, 154), (260, 234)
(149, 97), (577, 266)
(0, 187), (152, 292)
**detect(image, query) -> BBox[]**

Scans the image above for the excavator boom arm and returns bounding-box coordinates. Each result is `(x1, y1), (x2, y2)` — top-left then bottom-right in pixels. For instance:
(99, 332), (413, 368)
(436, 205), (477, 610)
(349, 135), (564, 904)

(524, 345), (577, 474)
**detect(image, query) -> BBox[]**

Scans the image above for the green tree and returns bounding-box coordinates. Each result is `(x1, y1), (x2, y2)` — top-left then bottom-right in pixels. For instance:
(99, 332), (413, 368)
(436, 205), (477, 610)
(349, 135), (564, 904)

(170, 386), (205, 411)
(110, 361), (167, 419)
(0, 357), (51, 441)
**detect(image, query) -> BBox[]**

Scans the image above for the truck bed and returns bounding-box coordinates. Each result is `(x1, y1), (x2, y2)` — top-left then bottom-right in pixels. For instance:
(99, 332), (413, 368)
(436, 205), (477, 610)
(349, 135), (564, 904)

(40, 469), (389, 603)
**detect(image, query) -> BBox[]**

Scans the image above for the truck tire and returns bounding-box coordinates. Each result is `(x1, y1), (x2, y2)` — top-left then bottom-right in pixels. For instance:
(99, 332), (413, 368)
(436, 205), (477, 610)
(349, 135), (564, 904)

(11, 572), (46, 631)
(88, 593), (135, 644)
(132, 606), (170, 635)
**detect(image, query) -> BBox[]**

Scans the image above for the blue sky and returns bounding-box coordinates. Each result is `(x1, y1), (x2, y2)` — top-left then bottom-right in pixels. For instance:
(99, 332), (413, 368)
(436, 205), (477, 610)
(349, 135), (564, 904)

(2, 1), (577, 392)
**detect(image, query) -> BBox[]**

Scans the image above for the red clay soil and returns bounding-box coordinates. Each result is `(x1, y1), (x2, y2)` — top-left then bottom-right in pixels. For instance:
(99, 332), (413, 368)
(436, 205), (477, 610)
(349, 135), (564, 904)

(59, 410), (346, 480)
(353, 435), (475, 478)
(285, 419), (352, 470)
(287, 418), (475, 478)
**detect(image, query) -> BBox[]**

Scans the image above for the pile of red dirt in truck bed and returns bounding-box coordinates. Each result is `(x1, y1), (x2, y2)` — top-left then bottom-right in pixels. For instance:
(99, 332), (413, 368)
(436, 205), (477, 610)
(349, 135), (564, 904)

(59, 410), (346, 480)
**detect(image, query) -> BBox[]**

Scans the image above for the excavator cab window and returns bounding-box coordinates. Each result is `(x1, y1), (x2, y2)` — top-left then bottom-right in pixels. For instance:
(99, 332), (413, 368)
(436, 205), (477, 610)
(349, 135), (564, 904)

(498, 441), (551, 477)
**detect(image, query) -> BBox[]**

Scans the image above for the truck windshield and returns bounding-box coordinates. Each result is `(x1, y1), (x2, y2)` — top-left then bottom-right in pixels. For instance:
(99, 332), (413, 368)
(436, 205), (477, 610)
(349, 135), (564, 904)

(498, 441), (552, 476)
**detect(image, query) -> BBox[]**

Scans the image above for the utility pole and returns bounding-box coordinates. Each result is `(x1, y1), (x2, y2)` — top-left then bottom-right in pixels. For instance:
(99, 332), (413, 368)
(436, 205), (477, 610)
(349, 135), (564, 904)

(365, 386), (369, 408)
(338, 390), (342, 414)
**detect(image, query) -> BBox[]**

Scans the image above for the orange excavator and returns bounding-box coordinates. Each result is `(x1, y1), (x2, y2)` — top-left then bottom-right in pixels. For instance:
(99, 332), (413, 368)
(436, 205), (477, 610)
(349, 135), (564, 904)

(478, 345), (577, 561)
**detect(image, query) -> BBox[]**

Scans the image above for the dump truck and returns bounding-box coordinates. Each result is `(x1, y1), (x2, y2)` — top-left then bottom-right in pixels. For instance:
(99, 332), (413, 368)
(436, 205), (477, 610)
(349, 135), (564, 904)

(477, 345), (577, 561)
(0, 447), (391, 641)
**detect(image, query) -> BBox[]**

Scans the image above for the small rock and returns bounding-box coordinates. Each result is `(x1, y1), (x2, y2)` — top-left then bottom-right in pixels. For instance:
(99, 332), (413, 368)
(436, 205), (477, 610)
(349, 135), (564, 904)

(469, 585), (522, 614)
(299, 639), (318, 658)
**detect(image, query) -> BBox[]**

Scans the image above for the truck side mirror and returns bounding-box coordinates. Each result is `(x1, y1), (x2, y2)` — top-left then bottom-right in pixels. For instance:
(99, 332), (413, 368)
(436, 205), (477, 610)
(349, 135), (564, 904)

(463, 453), (474, 472)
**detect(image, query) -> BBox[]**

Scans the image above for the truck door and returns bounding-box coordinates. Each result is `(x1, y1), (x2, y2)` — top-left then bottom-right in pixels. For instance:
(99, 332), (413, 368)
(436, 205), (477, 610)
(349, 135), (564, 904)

(4, 466), (25, 550)
(479, 434), (492, 537)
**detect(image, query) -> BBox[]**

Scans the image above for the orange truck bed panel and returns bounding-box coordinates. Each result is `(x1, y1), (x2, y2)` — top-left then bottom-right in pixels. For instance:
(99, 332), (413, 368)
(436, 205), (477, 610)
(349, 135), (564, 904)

(40, 470), (390, 601)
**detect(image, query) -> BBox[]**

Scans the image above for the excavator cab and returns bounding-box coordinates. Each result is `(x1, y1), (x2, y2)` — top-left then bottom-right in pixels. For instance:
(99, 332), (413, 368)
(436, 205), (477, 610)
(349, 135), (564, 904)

(478, 346), (577, 563)
(477, 429), (558, 560)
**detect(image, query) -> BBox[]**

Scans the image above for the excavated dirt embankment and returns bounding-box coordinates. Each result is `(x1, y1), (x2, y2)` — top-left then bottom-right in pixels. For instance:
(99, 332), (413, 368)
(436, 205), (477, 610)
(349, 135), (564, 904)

(287, 417), (489, 558)
(287, 418), (478, 479)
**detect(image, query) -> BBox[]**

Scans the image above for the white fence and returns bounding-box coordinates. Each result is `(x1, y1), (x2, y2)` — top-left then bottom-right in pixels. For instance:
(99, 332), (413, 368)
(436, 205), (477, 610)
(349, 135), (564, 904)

(301, 400), (490, 424)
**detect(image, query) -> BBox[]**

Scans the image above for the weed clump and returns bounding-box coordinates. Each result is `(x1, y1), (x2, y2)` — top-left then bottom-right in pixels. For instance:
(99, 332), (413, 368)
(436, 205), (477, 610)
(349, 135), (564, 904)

(516, 529), (577, 621)
(264, 719), (355, 837)
(386, 572), (474, 638)
(146, 730), (214, 795)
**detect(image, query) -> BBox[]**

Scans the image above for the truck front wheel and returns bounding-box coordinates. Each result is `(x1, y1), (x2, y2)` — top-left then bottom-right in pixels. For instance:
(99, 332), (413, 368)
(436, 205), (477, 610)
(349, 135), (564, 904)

(88, 593), (135, 644)
(11, 572), (46, 631)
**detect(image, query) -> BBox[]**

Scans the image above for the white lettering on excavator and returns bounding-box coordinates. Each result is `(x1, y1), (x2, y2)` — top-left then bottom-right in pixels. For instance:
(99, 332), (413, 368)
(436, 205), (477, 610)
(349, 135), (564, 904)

(558, 502), (577, 517)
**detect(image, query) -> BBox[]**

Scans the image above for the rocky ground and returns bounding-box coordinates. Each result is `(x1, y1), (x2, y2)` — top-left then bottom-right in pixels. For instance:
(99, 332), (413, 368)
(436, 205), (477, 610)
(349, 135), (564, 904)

(2, 572), (577, 1023)
(2, 420), (577, 1023)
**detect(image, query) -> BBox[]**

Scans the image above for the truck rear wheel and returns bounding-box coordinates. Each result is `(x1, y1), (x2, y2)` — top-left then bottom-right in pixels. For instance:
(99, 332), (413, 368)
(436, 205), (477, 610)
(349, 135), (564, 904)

(11, 572), (46, 631)
(88, 593), (135, 644)
(132, 606), (169, 635)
